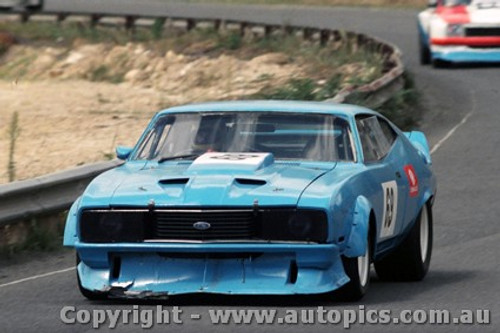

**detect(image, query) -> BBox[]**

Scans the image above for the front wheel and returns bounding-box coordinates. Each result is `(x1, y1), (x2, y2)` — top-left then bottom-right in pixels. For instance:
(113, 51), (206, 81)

(419, 36), (431, 65)
(337, 231), (372, 301)
(375, 202), (433, 281)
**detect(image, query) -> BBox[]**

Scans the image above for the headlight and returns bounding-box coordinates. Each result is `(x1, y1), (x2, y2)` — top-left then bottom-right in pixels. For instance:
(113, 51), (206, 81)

(80, 210), (148, 243)
(259, 209), (328, 243)
(446, 24), (464, 37)
(288, 212), (313, 238)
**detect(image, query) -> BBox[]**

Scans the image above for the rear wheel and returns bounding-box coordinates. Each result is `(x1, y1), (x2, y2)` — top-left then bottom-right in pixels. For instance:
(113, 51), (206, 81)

(337, 231), (372, 301)
(76, 253), (108, 300)
(375, 202), (433, 281)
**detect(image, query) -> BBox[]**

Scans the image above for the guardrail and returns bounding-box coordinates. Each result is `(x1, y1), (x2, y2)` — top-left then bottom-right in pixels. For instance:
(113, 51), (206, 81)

(0, 3), (405, 236)
(0, 160), (122, 227)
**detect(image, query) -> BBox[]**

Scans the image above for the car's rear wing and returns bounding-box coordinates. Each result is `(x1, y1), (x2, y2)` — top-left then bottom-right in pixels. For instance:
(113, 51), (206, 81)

(404, 131), (432, 165)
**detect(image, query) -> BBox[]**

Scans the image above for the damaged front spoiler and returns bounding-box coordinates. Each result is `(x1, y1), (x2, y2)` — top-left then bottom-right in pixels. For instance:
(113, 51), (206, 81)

(75, 242), (349, 298)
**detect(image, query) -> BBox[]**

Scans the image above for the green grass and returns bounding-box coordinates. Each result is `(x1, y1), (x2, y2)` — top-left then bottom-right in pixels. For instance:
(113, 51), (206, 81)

(373, 72), (421, 130)
(7, 111), (20, 182)
(249, 33), (384, 100)
(0, 53), (36, 79)
(0, 215), (65, 257)
(252, 75), (343, 101)
(0, 21), (161, 45)
(253, 71), (421, 129)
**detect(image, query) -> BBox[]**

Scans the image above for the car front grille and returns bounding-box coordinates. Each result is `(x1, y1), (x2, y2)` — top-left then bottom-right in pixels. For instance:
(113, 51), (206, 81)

(465, 27), (500, 37)
(80, 208), (328, 243)
(154, 210), (257, 240)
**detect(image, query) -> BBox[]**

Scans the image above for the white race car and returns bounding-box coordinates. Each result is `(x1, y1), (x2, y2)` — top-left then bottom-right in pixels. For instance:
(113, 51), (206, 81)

(418, 0), (500, 66)
(0, 0), (42, 10)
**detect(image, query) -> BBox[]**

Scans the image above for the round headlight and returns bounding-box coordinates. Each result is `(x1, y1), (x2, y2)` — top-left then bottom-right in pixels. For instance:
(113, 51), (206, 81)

(99, 213), (123, 239)
(288, 212), (312, 239)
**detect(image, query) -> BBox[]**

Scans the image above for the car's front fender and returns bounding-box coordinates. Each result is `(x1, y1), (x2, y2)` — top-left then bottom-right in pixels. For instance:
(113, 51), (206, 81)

(344, 196), (371, 258)
(63, 196), (81, 247)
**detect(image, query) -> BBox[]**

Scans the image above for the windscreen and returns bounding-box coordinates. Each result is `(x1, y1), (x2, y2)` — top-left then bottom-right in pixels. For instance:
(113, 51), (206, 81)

(133, 112), (355, 162)
(444, 0), (471, 6)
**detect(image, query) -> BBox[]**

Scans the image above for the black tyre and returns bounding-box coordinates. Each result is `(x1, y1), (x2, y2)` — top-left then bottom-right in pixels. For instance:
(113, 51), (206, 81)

(76, 253), (108, 300)
(419, 36), (431, 65)
(432, 58), (451, 69)
(337, 230), (372, 301)
(375, 202), (433, 281)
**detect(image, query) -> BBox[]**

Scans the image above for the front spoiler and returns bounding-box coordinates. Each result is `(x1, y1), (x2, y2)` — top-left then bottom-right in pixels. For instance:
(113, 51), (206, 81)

(76, 242), (349, 297)
(431, 45), (500, 63)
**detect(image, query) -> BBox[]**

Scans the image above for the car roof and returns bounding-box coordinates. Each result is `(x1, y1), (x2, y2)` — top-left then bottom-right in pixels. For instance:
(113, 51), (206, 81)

(159, 100), (378, 117)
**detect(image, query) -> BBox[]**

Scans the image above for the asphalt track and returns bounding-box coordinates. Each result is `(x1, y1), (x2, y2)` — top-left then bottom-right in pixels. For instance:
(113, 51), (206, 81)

(0, 1), (499, 332)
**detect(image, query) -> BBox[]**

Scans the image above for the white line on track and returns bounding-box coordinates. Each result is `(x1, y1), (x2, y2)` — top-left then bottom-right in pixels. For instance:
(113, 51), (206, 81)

(430, 111), (473, 155)
(430, 89), (477, 155)
(0, 266), (75, 289)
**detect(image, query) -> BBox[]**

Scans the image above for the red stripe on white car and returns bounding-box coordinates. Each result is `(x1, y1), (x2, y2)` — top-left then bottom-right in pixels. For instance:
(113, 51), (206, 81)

(436, 5), (470, 24)
(431, 36), (500, 46)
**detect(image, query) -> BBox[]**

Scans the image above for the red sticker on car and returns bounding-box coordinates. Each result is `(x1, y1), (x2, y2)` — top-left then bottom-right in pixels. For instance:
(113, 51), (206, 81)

(404, 165), (419, 197)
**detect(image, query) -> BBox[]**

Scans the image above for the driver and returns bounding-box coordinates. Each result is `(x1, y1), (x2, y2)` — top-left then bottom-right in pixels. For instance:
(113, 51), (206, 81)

(191, 117), (226, 153)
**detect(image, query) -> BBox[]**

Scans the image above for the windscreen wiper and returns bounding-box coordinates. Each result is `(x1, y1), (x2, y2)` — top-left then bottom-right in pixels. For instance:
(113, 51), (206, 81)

(157, 154), (200, 163)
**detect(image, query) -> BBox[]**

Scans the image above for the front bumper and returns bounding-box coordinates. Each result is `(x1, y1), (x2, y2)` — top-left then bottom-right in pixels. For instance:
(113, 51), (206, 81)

(76, 242), (348, 297)
(431, 45), (500, 63)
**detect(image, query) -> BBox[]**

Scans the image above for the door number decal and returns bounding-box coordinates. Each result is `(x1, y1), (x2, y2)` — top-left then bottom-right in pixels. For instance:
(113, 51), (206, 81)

(380, 180), (398, 238)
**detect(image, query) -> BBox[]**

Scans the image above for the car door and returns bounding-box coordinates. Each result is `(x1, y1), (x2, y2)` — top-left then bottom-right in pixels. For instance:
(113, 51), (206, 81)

(356, 115), (408, 243)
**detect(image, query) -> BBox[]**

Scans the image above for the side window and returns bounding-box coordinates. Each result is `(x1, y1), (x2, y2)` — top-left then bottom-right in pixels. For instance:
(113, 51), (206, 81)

(356, 115), (397, 162)
(377, 117), (398, 147)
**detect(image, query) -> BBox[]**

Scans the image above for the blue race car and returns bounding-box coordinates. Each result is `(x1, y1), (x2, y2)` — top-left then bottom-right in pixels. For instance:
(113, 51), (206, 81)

(64, 101), (436, 301)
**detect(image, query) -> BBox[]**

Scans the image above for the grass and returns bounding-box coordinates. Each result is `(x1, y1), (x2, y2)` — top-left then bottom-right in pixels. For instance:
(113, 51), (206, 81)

(0, 20), (385, 88)
(250, 33), (384, 101)
(373, 72), (421, 130)
(22, 218), (62, 252)
(89, 65), (125, 83)
(253, 71), (421, 129)
(0, 215), (65, 257)
(0, 43), (7, 57)
(162, 0), (427, 8)
(7, 111), (20, 182)
(0, 21), (161, 45)
(0, 53), (36, 79)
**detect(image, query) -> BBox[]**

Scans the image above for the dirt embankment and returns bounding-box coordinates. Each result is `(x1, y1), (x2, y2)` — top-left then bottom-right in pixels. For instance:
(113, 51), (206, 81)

(0, 39), (306, 184)
(0, 28), (380, 184)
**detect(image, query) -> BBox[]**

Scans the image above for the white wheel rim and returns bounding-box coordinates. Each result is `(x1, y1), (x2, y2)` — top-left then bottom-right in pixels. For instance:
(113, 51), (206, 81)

(358, 245), (370, 287)
(420, 206), (429, 262)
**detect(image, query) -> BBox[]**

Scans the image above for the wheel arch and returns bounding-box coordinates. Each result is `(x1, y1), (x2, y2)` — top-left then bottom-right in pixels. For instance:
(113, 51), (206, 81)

(344, 196), (374, 258)
(63, 196), (81, 247)
(420, 189), (435, 212)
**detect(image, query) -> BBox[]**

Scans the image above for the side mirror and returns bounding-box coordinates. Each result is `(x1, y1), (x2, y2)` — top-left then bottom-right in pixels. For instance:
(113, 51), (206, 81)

(116, 146), (133, 160)
(428, 0), (438, 8)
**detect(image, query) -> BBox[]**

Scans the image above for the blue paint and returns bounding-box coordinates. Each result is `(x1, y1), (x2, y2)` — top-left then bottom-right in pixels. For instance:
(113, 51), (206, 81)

(65, 101), (437, 296)
(432, 49), (500, 63)
(115, 146), (133, 160)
